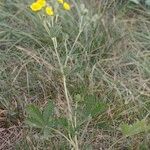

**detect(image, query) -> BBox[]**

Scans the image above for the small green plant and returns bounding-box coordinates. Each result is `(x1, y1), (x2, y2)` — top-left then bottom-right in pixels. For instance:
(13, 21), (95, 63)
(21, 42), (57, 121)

(26, 100), (70, 139)
(82, 94), (107, 118)
(26, 101), (55, 137)
(120, 119), (150, 137)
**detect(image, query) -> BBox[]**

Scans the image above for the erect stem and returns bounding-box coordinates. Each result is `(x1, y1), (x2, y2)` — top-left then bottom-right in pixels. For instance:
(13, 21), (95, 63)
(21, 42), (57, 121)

(52, 37), (79, 150)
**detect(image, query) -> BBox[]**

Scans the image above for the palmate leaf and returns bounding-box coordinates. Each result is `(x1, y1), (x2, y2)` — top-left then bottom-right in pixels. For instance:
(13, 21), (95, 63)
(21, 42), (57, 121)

(26, 104), (44, 126)
(26, 117), (44, 128)
(42, 100), (54, 124)
(91, 102), (106, 117)
(84, 95), (107, 117)
(120, 119), (150, 137)
(55, 117), (68, 128)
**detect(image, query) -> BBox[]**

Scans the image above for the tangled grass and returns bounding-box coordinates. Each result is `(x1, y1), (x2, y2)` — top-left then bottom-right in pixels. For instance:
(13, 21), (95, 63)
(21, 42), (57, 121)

(0, 0), (150, 149)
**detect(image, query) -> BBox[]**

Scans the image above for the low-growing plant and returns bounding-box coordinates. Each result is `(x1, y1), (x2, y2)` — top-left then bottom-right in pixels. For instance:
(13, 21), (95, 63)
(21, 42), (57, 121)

(0, 0), (150, 149)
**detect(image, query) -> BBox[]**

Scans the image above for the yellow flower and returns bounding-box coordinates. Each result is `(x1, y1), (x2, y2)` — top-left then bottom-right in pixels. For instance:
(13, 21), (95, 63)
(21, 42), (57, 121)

(30, 2), (42, 11)
(37, 0), (46, 7)
(45, 7), (54, 16)
(57, 0), (64, 4)
(63, 2), (71, 10)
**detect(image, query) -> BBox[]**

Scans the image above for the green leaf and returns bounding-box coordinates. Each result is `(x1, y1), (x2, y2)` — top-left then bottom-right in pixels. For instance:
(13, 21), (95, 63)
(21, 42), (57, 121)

(91, 102), (106, 117)
(26, 118), (43, 128)
(120, 119), (150, 137)
(84, 95), (107, 117)
(42, 101), (54, 124)
(26, 104), (44, 126)
(56, 117), (68, 128)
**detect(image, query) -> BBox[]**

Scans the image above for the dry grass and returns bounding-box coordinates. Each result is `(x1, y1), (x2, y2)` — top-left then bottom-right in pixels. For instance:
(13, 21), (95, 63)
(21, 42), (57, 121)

(0, 126), (22, 150)
(0, 0), (150, 149)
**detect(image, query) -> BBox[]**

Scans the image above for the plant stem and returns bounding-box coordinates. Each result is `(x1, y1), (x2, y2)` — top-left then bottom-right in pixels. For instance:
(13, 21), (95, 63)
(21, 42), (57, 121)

(52, 37), (79, 150)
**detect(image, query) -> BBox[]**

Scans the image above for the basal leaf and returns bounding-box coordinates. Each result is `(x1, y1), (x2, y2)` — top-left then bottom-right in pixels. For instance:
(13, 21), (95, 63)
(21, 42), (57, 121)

(120, 119), (150, 137)
(84, 95), (107, 117)
(56, 117), (68, 128)
(26, 104), (44, 125)
(42, 100), (54, 124)
(26, 117), (44, 128)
